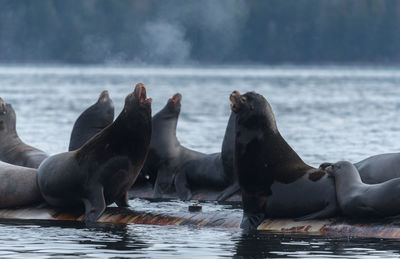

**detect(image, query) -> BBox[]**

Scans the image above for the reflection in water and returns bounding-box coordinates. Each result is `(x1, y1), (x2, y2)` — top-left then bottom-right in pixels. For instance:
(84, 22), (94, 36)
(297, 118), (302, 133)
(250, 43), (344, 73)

(233, 231), (400, 258)
(0, 219), (150, 257)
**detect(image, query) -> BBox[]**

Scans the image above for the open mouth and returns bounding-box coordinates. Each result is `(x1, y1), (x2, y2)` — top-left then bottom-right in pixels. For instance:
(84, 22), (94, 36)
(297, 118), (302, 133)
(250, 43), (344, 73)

(171, 93), (182, 105)
(135, 83), (152, 104)
(230, 91), (241, 112)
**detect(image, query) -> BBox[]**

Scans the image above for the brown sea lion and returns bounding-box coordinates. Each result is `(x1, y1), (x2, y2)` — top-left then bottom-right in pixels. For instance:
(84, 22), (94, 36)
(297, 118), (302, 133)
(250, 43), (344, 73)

(0, 161), (41, 208)
(321, 153), (400, 184)
(174, 112), (239, 201)
(69, 90), (114, 151)
(327, 161), (400, 218)
(139, 93), (205, 197)
(37, 83), (152, 222)
(0, 98), (48, 168)
(230, 91), (338, 230)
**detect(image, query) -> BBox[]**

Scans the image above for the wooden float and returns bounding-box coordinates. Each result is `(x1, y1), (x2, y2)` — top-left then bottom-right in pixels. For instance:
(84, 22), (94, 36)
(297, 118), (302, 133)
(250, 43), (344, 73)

(2, 204), (400, 239)
(128, 184), (242, 202)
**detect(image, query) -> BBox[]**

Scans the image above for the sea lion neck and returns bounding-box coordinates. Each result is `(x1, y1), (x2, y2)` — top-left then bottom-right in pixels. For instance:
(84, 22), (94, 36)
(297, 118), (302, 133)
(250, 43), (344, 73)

(76, 105), (151, 164)
(152, 106), (179, 143)
(0, 105), (17, 135)
(332, 165), (364, 194)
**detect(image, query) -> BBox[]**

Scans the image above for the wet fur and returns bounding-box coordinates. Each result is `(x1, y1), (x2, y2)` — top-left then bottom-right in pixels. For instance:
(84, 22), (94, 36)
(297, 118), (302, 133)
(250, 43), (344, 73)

(232, 91), (338, 230)
(69, 90), (114, 151)
(0, 98), (48, 168)
(38, 84), (152, 222)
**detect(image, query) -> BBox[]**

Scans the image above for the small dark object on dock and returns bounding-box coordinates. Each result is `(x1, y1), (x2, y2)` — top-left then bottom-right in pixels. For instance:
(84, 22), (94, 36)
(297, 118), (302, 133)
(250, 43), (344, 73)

(189, 203), (202, 212)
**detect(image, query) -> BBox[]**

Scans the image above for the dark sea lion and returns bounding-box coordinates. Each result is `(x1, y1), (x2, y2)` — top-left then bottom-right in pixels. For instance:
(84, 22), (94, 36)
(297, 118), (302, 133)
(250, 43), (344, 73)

(327, 161), (400, 218)
(139, 93), (205, 197)
(320, 153), (400, 184)
(37, 83), (152, 222)
(0, 161), (42, 208)
(175, 112), (239, 201)
(69, 90), (114, 151)
(230, 91), (338, 230)
(0, 98), (48, 168)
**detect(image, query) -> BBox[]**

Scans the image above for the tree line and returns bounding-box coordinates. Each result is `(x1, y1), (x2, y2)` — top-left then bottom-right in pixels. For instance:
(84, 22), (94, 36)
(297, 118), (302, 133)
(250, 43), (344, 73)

(0, 0), (399, 64)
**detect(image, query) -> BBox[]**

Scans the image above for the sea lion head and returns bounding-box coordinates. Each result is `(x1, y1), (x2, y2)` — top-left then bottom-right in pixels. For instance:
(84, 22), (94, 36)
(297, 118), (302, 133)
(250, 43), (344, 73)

(230, 91), (277, 131)
(124, 83), (152, 116)
(167, 93), (182, 113)
(156, 93), (182, 119)
(95, 90), (114, 121)
(325, 161), (354, 177)
(97, 90), (112, 105)
(0, 98), (16, 132)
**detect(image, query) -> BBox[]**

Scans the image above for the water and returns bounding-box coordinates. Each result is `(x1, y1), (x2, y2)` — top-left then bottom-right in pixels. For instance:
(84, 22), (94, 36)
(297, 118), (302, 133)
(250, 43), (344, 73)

(1, 65), (400, 257)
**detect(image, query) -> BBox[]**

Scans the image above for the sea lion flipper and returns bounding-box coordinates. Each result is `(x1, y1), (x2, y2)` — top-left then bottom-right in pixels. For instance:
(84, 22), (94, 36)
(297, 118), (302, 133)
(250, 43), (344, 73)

(82, 185), (106, 222)
(294, 203), (337, 221)
(115, 191), (129, 207)
(319, 162), (333, 170)
(153, 167), (175, 198)
(174, 170), (192, 200)
(216, 181), (240, 202)
(240, 212), (265, 231)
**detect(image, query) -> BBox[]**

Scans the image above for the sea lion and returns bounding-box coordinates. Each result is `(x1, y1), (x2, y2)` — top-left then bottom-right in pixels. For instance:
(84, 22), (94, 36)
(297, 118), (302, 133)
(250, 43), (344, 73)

(175, 112), (239, 201)
(69, 90), (114, 151)
(37, 83), (152, 222)
(230, 91), (338, 230)
(139, 93), (205, 197)
(320, 153), (400, 184)
(0, 98), (48, 168)
(326, 161), (400, 218)
(0, 161), (42, 208)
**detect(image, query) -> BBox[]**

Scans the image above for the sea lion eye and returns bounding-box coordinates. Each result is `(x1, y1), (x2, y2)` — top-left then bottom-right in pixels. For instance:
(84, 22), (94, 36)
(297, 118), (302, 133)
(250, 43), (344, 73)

(241, 96), (247, 103)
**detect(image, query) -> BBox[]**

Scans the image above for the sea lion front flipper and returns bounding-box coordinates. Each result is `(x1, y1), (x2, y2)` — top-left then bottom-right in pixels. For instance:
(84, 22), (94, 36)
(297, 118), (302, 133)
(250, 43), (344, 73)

(153, 166), (176, 198)
(240, 192), (267, 230)
(216, 181), (240, 201)
(240, 212), (265, 231)
(82, 185), (106, 222)
(174, 170), (192, 200)
(319, 162), (333, 170)
(294, 203), (337, 221)
(115, 191), (129, 207)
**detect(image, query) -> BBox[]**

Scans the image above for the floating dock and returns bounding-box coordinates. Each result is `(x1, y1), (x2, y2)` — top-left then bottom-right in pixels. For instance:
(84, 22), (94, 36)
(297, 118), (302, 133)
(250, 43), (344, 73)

(1, 204), (400, 239)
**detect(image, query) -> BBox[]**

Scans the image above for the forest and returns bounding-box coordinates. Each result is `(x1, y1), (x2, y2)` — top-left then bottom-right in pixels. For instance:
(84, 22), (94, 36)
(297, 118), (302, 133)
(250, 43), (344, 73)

(0, 0), (399, 64)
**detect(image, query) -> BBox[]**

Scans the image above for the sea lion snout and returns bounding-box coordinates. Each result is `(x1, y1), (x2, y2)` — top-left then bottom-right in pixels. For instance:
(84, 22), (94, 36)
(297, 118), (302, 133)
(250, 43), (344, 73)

(98, 90), (110, 103)
(126, 83), (151, 105)
(171, 93), (182, 105)
(230, 91), (241, 112)
(0, 98), (7, 114)
(325, 165), (334, 175)
(135, 83), (147, 103)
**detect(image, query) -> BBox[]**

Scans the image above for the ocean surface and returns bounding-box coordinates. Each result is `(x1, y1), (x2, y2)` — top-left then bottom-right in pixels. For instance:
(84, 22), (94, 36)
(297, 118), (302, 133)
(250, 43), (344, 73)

(1, 65), (400, 258)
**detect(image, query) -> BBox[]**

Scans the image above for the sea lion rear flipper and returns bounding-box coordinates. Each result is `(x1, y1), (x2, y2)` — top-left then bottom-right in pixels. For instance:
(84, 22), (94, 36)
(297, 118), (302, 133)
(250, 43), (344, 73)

(294, 203), (337, 221)
(82, 185), (106, 222)
(216, 181), (240, 201)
